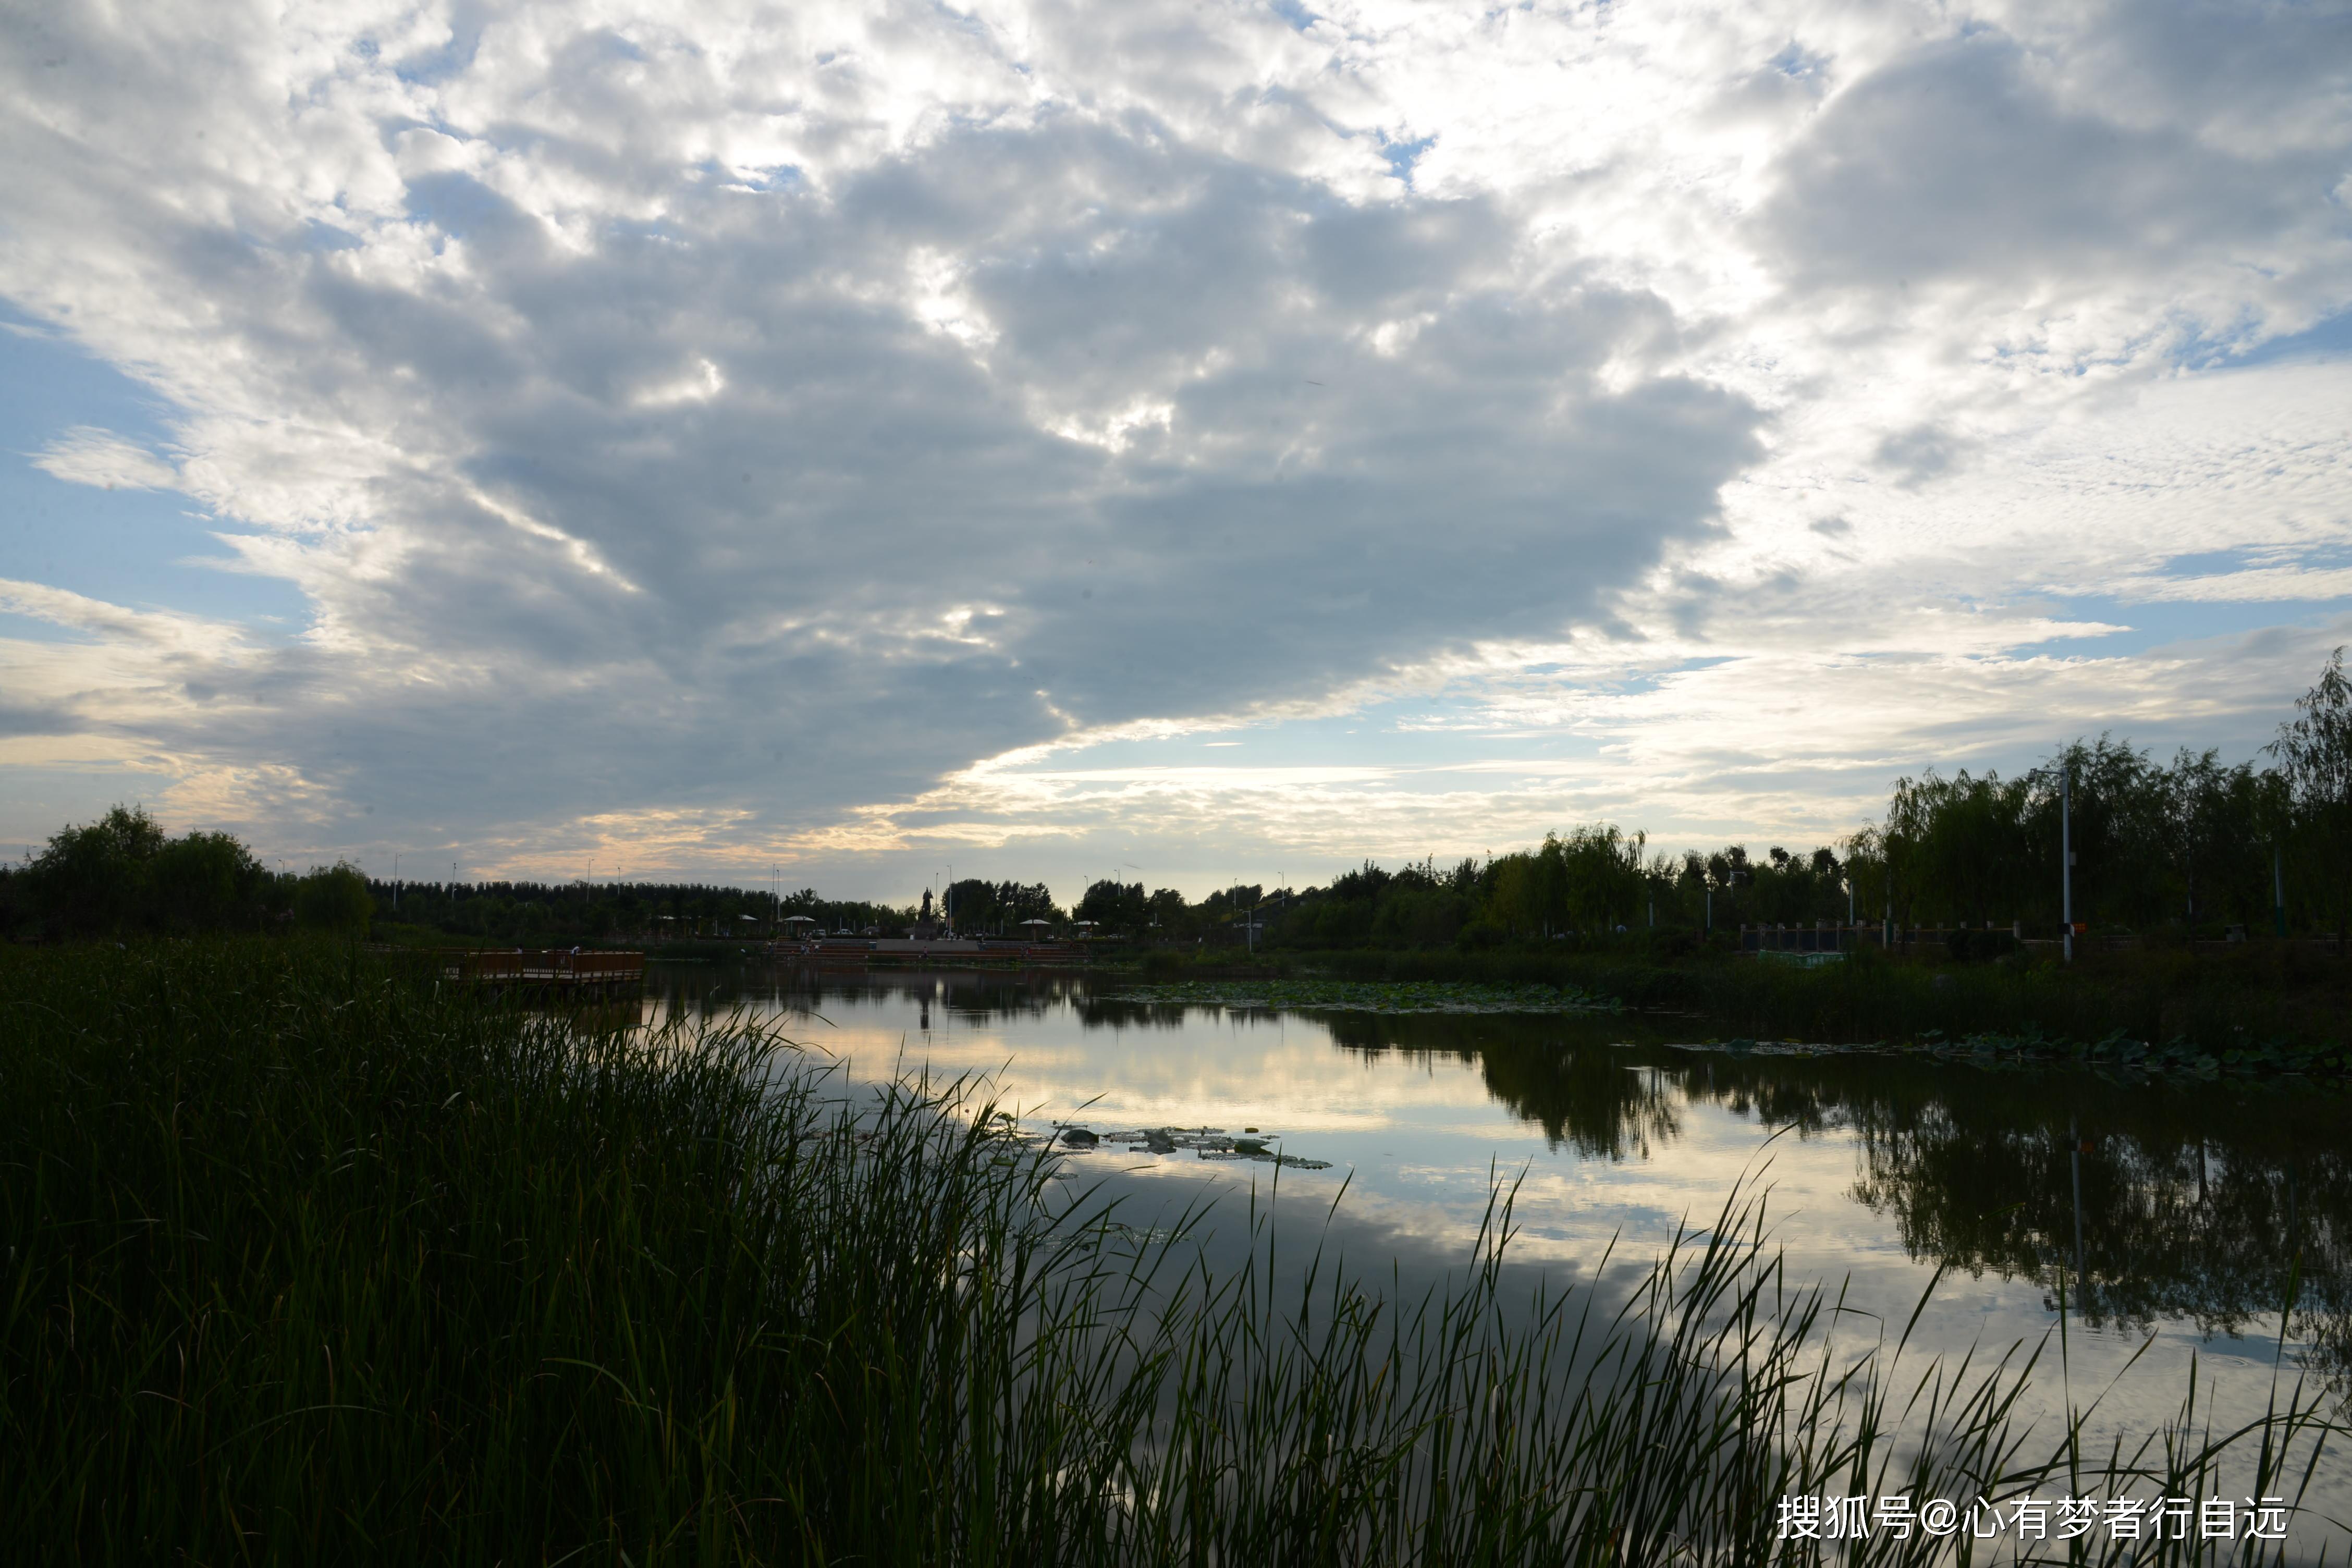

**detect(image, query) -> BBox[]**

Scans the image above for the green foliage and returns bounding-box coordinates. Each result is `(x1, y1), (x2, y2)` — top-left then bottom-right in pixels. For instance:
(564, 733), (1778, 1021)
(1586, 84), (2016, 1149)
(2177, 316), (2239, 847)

(1265, 653), (2348, 951)
(151, 830), (274, 933)
(1074, 876), (1150, 932)
(943, 876), (1062, 933)
(1, 941), (2333, 1561)
(293, 861), (374, 935)
(2270, 645), (2352, 938)
(1488, 828), (1649, 936)
(1284, 939), (2350, 1057)
(16, 804), (280, 939)
(1869, 737), (2290, 932)
(24, 803), (164, 934)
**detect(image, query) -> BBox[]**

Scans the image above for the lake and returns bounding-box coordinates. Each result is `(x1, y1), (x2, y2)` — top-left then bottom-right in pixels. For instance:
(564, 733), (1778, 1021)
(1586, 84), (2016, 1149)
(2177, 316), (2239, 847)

(648, 961), (2349, 1549)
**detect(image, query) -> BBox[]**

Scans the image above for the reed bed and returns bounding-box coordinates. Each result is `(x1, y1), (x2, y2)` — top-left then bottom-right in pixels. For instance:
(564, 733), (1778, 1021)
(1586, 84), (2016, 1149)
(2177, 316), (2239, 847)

(1281, 945), (2352, 1062)
(1, 940), (2336, 1564)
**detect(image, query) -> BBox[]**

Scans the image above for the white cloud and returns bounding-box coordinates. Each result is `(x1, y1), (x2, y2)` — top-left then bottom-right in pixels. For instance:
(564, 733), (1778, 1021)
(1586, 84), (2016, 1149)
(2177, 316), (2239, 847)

(30, 427), (181, 492)
(0, 0), (2346, 891)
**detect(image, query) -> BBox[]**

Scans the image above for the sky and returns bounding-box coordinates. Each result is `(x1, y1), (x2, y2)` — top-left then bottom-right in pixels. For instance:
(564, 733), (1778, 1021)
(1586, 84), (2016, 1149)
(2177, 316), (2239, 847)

(2, 0), (2348, 903)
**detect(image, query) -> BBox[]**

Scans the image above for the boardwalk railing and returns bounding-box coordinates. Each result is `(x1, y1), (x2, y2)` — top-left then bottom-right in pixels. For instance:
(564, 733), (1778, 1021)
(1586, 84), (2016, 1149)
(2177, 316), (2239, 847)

(1737, 923), (2344, 958)
(771, 940), (1091, 969)
(442, 949), (645, 993)
(1742, 923), (2025, 958)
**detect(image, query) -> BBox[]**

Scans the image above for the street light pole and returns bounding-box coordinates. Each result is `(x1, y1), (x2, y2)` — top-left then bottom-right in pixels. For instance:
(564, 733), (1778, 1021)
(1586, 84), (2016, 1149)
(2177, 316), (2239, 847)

(2274, 842), (2288, 938)
(2061, 764), (2075, 964)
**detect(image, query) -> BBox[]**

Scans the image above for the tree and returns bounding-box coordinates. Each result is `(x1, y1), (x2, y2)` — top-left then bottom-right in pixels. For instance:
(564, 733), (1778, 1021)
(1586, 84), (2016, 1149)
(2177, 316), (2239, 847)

(2036, 737), (2169, 929)
(2268, 647), (2352, 947)
(151, 830), (273, 934)
(1558, 826), (1646, 930)
(26, 804), (166, 937)
(1884, 770), (2032, 925)
(2161, 749), (2270, 929)
(295, 863), (374, 937)
(1073, 879), (1148, 935)
(1843, 828), (1890, 927)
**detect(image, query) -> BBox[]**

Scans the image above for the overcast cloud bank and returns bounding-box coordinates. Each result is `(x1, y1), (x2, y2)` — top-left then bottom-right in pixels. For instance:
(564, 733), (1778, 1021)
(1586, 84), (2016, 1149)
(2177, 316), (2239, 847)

(2, 0), (2348, 897)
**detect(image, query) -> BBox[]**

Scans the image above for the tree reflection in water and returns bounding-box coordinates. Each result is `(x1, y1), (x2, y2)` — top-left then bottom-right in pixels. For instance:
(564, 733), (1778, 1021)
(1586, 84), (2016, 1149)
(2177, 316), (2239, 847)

(658, 970), (2349, 1405)
(1324, 1010), (2350, 1402)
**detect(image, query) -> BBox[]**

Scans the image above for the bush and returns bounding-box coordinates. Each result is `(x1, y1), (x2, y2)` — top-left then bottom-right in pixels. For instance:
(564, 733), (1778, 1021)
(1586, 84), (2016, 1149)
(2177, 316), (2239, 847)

(22, 804), (163, 936)
(1945, 928), (2017, 963)
(1454, 917), (1506, 950)
(293, 862), (373, 936)
(19, 804), (281, 939)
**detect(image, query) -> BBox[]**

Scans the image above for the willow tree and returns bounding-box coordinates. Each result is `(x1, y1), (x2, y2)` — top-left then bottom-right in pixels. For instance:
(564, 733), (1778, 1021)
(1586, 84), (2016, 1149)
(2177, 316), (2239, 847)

(2269, 647), (2352, 947)
(1883, 769), (2034, 925)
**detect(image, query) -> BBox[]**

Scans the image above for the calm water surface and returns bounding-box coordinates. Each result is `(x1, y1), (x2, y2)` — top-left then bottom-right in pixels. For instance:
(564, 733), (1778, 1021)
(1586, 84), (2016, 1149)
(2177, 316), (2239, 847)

(651, 962), (2349, 1544)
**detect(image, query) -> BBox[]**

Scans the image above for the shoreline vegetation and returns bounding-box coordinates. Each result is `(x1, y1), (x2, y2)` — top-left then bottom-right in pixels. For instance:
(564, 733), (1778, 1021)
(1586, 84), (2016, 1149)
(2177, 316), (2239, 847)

(3, 940), (2339, 1562)
(1112, 944), (2351, 1077)
(3, 657), (2345, 1080)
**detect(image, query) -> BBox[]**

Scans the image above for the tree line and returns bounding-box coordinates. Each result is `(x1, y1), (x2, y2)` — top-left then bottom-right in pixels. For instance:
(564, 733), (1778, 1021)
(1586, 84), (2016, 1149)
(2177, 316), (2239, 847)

(0, 806), (371, 940)
(0, 811), (927, 945)
(7, 652), (2345, 952)
(367, 879), (915, 945)
(1250, 652), (2350, 951)
(1849, 648), (2350, 939)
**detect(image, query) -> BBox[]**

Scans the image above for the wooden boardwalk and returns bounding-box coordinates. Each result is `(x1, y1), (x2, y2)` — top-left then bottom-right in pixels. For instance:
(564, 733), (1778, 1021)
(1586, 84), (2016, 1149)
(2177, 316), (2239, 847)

(771, 939), (1091, 970)
(438, 948), (646, 997)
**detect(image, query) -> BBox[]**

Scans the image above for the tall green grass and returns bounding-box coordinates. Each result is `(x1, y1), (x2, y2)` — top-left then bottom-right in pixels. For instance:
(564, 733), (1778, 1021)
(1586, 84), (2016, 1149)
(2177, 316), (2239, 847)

(2, 941), (2337, 1562)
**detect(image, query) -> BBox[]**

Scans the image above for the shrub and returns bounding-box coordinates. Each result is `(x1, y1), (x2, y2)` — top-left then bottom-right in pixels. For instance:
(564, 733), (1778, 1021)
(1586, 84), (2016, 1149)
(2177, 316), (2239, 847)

(293, 861), (373, 935)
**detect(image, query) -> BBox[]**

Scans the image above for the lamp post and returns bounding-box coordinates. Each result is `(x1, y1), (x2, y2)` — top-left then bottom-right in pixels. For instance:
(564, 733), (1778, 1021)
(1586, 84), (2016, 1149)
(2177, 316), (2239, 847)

(2060, 765), (2074, 964)
(2274, 842), (2288, 938)
(2026, 762), (2077, 963)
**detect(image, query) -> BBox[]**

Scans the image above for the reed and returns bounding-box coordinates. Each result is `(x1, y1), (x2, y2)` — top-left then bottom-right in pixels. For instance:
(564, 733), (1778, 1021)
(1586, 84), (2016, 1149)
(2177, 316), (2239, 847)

(1, 940), (2335, 1563)
(1283, 944), (2351, 1061)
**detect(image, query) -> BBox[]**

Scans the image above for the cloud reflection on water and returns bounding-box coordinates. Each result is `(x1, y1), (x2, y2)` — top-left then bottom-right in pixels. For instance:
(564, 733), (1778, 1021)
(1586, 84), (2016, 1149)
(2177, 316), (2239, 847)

(648, 963), (2351, 1525)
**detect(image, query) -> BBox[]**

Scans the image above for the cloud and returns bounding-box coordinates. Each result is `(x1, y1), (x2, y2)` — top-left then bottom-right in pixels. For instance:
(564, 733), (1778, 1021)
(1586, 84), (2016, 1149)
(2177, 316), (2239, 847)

(31, 427), (181, 492)
(1871, 426), (1965, 489)
(0, 0), (2346, 892)
(1757, 29), (2344, 302)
